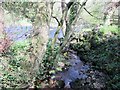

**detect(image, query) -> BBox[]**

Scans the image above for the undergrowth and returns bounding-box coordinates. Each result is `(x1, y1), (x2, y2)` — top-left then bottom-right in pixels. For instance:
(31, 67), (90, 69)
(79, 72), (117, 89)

(71, 25), (120, 89)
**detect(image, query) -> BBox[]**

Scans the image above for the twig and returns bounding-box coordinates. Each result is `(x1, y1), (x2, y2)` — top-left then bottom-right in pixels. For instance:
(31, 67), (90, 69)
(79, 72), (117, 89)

(52, 16), (61, 26)
(83, 7), (101, 19)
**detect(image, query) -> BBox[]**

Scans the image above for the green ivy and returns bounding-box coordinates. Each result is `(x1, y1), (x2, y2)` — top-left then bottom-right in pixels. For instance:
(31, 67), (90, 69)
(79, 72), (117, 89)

(71, 25), (120, 89)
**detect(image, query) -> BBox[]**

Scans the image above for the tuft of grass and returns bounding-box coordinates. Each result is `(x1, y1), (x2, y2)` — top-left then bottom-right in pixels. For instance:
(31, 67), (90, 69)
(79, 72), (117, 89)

(100, 25), (119, 34)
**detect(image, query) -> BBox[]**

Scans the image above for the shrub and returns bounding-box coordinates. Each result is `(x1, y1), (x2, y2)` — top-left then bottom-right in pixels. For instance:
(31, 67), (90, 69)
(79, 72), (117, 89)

(70, 25), (120, 89)
(0, 40), (31, 88)
(0, 37), (12, 54)
(35, 39), (67, 88)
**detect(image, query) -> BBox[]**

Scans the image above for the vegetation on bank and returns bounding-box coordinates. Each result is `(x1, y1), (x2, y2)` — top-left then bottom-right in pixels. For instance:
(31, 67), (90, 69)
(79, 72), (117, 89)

(0, 22), (119, 90)
(0, 0), (120, 89)
(71, 25), (120, 89)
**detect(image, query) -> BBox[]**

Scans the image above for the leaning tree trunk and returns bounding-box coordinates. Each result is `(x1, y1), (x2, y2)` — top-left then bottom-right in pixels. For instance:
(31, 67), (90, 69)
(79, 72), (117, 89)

(51, 0), (88, 61)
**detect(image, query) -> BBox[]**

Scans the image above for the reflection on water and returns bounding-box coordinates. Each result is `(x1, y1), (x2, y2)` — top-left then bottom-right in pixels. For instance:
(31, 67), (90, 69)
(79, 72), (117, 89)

(53, 50), (106, 89)
(55, 50), (90, 87)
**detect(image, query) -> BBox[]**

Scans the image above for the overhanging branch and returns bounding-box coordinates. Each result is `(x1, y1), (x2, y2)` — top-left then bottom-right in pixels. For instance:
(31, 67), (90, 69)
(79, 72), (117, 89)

(83, 7), (101, 19)
(52, 16), (61, 26)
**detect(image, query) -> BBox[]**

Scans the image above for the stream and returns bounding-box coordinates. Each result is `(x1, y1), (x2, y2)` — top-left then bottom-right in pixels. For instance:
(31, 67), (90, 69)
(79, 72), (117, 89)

(54, 50), (106, 89)
(5, 26), (106, 89)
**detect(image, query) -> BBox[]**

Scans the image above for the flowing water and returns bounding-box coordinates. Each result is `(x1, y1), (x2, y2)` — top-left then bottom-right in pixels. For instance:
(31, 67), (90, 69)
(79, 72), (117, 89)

(54, 50), (106, 89)
(5, 26), (106, 89)
(54, 50), (90, 87)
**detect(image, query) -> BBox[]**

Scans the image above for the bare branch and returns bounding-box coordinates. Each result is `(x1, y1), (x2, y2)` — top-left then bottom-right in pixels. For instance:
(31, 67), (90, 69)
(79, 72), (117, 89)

(83, 6), (101, 19)
(72, 0), (88, 25)
(67, 1), (74, 10)
(52, 16), (61, 26)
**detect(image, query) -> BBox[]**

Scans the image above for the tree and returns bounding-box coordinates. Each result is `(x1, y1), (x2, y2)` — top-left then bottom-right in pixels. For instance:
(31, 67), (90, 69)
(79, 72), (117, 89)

(0, 2), (4, 38)
(50, 0), (88, 60)
(2, 2), (50, 83)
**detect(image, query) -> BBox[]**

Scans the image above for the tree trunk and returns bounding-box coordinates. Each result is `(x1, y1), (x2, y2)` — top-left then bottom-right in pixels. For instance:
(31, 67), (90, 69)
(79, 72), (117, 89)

(30, 24), (49, 73)
(0, 3), (4, 38)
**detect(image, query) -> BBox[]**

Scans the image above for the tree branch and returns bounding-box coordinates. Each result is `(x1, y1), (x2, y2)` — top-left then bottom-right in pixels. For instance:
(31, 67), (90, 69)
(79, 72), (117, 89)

(72, 0), (88, 25)
(67, 1), (74, 10)
(52, 16), (61, 26)
(83, 6), (101, 19)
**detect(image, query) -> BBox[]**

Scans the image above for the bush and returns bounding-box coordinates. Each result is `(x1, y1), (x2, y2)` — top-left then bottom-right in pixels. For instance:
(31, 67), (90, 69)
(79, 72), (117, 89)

(0, 40), (31, 88)
(70, 25), (120, 89)
(35, 39), (67, 88)
(0, 37), (12, 54)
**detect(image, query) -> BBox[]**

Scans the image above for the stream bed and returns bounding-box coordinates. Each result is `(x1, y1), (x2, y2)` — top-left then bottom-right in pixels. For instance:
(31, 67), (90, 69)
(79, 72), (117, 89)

(53, 50), (106, 89)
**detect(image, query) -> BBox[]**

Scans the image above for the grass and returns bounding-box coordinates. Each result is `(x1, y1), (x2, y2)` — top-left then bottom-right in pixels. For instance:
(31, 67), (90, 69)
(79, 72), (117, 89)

(100, 25), (119, 34)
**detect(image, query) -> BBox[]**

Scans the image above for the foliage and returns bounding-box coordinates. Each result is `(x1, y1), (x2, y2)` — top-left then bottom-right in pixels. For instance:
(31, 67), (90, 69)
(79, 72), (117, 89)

(81, 1), (104, 24)
(3, 2), (49, 79)
(0, 40), (31, 88)
(2, 2), (48, 24)
(100, 25), (119, 34)
(71, 25), (120, 89)
(1, 0), (120, 89)
(35, 39), (67, 87)
(69, 2), (80, 25)
(0, 37), (12, 54)
(2, 1), (50, 88)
